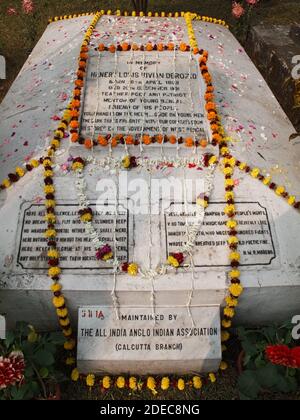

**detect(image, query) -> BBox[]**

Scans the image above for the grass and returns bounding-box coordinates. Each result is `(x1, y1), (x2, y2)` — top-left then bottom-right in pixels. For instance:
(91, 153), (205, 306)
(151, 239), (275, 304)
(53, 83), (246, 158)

(0, 0), (299, 103)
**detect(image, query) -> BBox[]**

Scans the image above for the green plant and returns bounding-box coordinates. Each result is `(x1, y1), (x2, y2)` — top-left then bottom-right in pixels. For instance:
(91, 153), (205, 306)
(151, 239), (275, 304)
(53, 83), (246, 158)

(237, 323), (300, 400)
(0, 322), (66, 400)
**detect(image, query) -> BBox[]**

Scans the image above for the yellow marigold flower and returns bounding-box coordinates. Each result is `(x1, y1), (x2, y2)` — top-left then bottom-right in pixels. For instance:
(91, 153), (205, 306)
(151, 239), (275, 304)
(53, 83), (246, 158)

(193, 376), (202, 389)
(43, 159), (52, 167)
(222, 319), (232, 328)
(122, 156), (131, 169)
(15, 167), (25, 177)
(129, 377), (137, 391)
(220, 361), (228, 371)
(224, 157), (236, 167)
(226, 220), (237, 229)
(44, 170), (53, 177)
(86, 374), (95, 387)
(80, 213), (93, 223)
(177, 378), (185, 391)
(225, 192), (235, 201)
(47, 149), (54, 157)
(230, 252), (240, 261)
(276, 186), (285, 196)
(220, 147), (229, 156)
(44, 185), (55, 194)
(239, 162), (247, 170)
(209, 155), (217, 165)
(225, 296), (238, 307)
(228, 236), (238, 245)
(229, 283), (243, 297)
(45, 229), (56, 238)
(45, 213), (56, 223)
(221, 330), (230, 342)
(54, 130), (64, 139)
(167, 256), (179, 268)
(251, 168), (260, 178)
(102, 252), (113, 262)
(224, 307), (235, 318)
(57, 308), (68, 318)
(2, 179), (11, 188)
(161, 377), (170, 391)
(116, 376), (126, 389)
(71, 368), (79, 382)
(28, 329), (38, 343)
(102, 376), (111, 389)
(63, 328), (73, 337)
(66, 357), (75, 366)
(263, 176), (271, 185)
(223, 167), (233, 176)
(229, 269), (240, 279)
(222, 344), (227, 352)
(196, 198), (208, 208)
(30, 159), (39, 168)
(147, 377), (157, 395)
(224, 204), (235, 215)
(225, 179), (234, 187)
(72, 162), (84, 172)
(51, 139), (60, 149)
(60, 318), (70, 327)
(288, 196), (296, 206)
(49, 266), (61, 278)
(51, 283), (62, 293)
(45, 199), (56, 208)
(209, 373), (217, 383)
(128, 263), (139, 276)
(64, 339), (75, 351)
(53, 295), (64, 308)
(48, 249), (59, 259)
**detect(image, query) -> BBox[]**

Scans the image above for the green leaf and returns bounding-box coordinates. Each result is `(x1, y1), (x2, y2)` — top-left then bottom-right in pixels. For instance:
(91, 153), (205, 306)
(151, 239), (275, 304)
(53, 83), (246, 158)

(24, 365), (35, 378)
(254, 354), (267, 368)
(4, 331), (15, 348)
(39, 367), (49, 379)
(34, 349), (55, 367)
(238, 371), (261, 400)
(256, 364), (281, 388)
(48, 331), (65, 345)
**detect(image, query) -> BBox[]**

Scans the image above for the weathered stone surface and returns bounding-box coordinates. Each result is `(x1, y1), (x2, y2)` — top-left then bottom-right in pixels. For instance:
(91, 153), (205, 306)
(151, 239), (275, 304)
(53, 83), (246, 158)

(246, 24), (300, 132)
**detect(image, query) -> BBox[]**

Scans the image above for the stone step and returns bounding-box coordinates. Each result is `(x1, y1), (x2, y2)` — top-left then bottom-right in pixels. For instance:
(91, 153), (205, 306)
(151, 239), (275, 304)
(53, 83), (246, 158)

(77, 305), (221, 375)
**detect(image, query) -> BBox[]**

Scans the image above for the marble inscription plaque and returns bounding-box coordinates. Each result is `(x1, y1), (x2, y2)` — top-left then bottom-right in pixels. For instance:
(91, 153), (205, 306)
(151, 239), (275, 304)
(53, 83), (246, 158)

(80, 51), (209, 140)
(77, 306), (221, 374)
(165, 201), (276, 267)
(17, 202), (131, 272)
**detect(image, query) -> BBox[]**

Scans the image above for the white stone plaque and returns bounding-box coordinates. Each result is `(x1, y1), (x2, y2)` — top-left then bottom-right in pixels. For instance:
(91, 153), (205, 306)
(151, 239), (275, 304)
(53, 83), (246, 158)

(164, 201), (276, 267)
(16, 202), (132, 272)
(80, 51), (210, 140)
(77, 306), (221, 374)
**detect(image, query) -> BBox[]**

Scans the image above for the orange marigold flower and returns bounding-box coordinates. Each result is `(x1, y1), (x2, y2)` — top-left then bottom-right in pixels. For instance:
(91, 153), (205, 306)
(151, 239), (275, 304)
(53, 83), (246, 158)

(75, 79), (84, 88)
(77, 70), (85, 78)
(72, 99), (81, 108)
(80, 52), (88, 60)
(71, 110), (79, 118)
(146, 43), (153, 51)
(206, 85), (214, 93)
(109, 45), (116, 53)
(125, 135), (134, 145)
(121, 42), (129, 51)
(111, 137), (118, 147)
(143, 135), (152, 145)
(193, 47), (199, 55)
(200, 139), (208, 148)
(157, 43), (164, 51)
(207, 111), (217, 120)
(132, 43), (139, 51)
(169, 135), (177, 144)
(205, 93), (214, 101)
(179, 43), (187, 52)
(84, 138), (93, 149)
(167, 42), (174, 51)
(98, 43), (105, 51)
(98, 135), (108, 146)
(70, 120), (79, 129)
(204, 73), (212, 83)
(71, 133), (79, 143)
(206, 102), (216, 110)
(156, 134), (164, 144)
(185, 137), (194, 147)
(79, 60), (86, 68)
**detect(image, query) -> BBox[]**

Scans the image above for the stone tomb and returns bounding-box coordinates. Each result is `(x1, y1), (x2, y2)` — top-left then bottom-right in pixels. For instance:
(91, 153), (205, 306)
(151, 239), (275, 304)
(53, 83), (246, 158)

(0, 15), (300, 375)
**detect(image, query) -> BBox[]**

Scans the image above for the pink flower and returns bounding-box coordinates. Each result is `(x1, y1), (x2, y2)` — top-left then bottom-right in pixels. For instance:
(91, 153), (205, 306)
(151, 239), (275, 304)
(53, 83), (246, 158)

(232, 2), (245, 19)
(246, 0), (259, 4)
(22, 0), (34, 15)
(7, 7), (17, 15)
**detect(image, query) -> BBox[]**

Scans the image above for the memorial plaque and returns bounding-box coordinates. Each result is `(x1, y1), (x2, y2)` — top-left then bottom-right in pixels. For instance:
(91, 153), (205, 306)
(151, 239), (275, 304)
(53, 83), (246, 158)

(77, 306), (221, 374)
(16, 202), (132, 272)
(165, 201), (276, 267)
(80, 51), (210, 140)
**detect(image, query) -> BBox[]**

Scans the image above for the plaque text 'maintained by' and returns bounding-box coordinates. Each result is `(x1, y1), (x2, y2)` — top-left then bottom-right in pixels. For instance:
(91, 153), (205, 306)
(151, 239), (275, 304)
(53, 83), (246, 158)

(80, 52), (207, 139)
(17, 203), (129, 271)
(165, 202), (276, 267)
